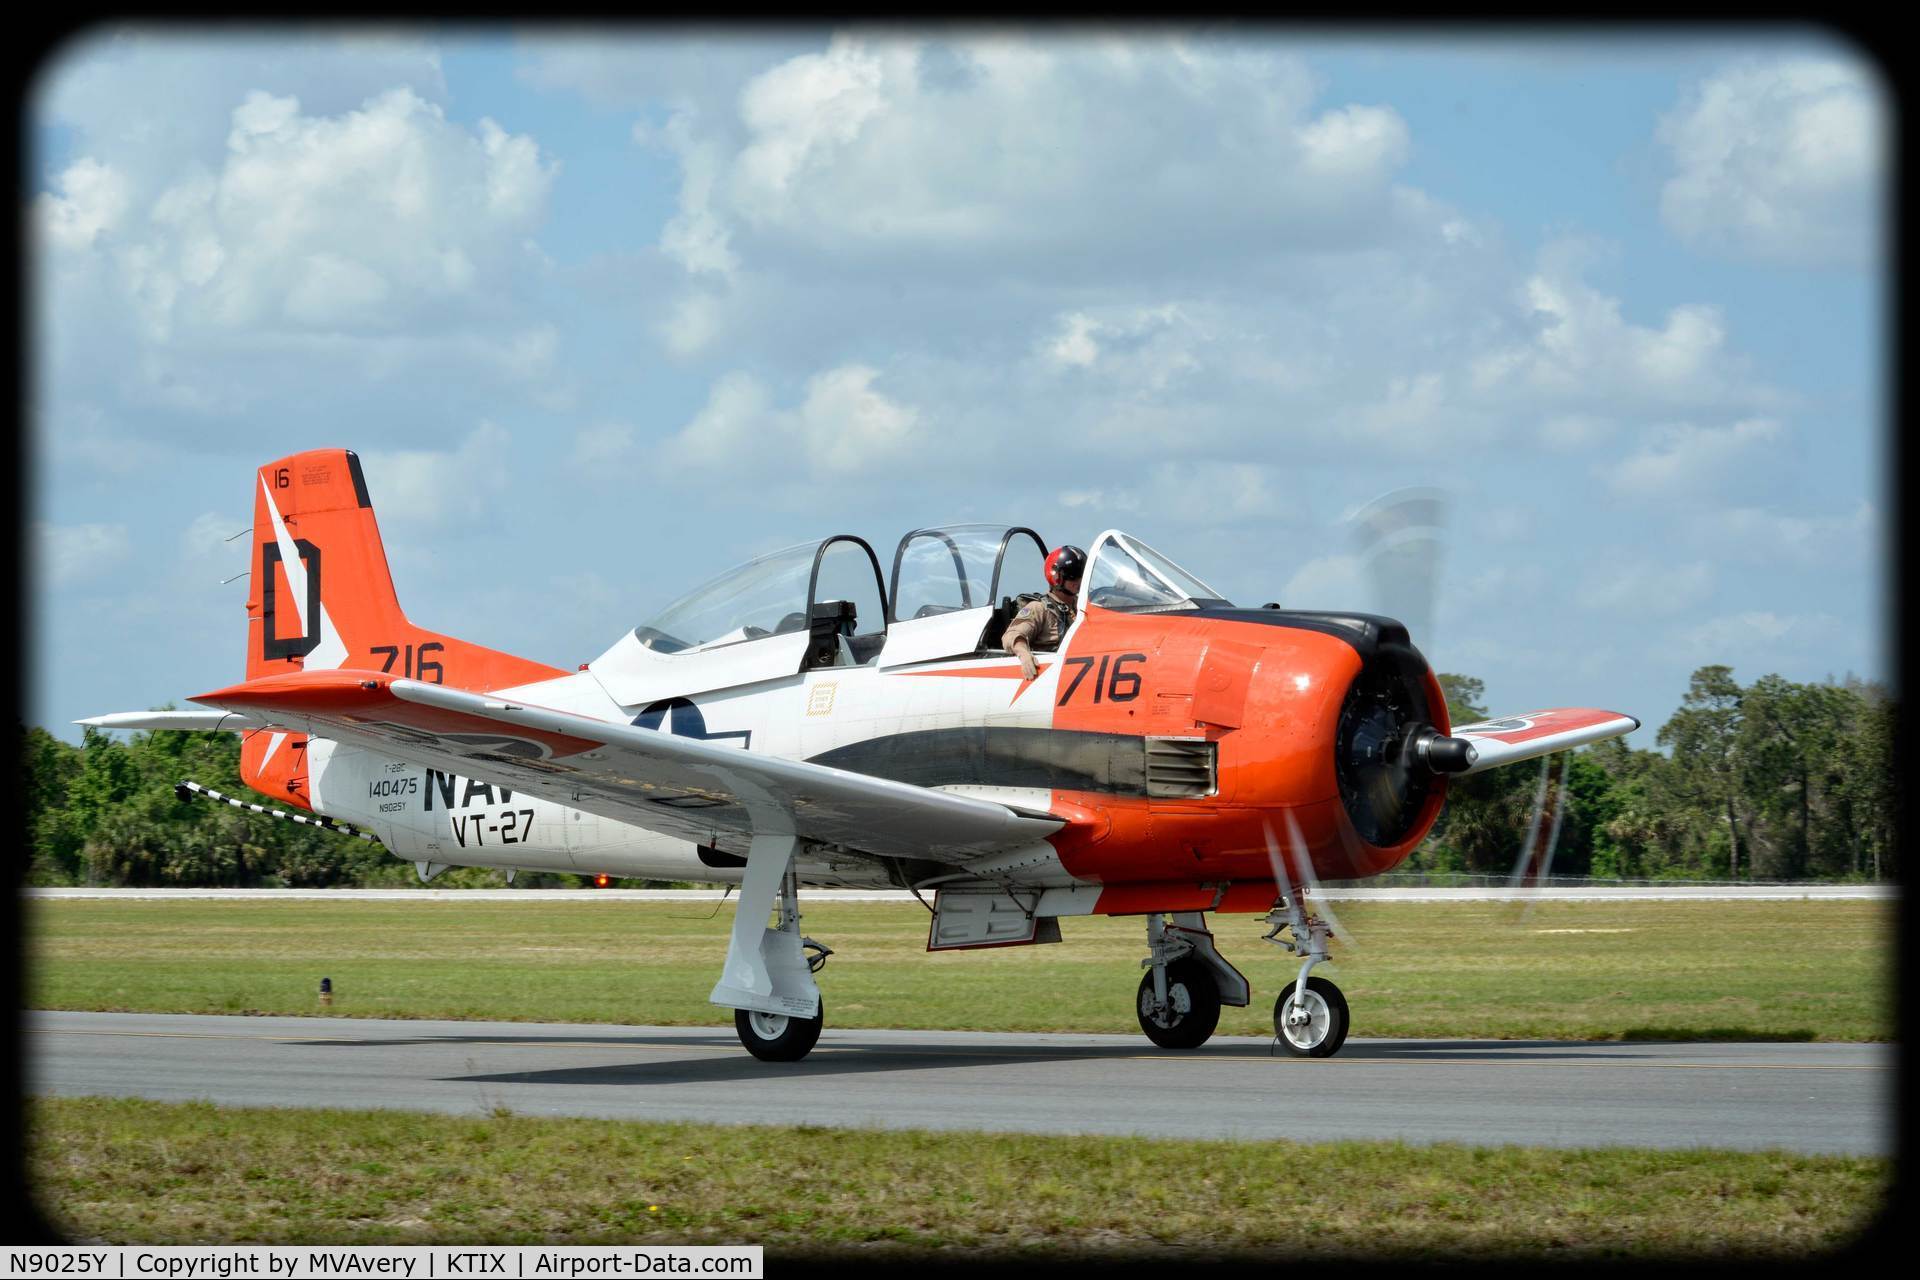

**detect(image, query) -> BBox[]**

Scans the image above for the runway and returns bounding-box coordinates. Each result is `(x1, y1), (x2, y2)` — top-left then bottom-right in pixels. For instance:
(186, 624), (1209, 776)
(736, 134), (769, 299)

(28, 1011), (1891, 1157)
(28, 885), (1896, 901)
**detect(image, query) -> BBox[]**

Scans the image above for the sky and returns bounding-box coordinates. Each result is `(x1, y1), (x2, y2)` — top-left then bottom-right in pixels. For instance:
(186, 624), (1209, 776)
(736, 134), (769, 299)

(27, 25), (1891, 743)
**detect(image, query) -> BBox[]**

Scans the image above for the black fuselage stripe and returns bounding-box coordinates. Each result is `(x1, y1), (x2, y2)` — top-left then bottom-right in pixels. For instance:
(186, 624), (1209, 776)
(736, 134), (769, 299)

(806, 727), (1151, 796)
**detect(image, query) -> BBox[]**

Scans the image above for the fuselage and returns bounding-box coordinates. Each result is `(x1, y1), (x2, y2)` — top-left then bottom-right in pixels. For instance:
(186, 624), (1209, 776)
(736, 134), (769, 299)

(306, 603), (1449, 895)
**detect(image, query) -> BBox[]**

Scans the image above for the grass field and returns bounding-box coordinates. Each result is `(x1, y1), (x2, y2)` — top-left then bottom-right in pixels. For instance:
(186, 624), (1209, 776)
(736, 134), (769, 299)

(29, 1097), (1888, 1258)
(23, 897), (1894, 1041)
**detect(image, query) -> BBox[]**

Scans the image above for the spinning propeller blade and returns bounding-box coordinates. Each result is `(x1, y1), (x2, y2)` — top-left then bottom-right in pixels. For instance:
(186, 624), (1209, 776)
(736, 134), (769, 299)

(1263, 817), (1358, 950)
(1350, 486), (1448, 656)
(1346, 486), (1570, 905)
(1506, 753), (1569, 919)
(1284, 808), (1357, 948)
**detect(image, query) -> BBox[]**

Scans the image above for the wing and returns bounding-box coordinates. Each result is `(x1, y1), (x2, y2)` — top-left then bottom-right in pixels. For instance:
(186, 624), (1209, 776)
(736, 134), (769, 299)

(186, 670), (1062, 862)
(1452, 707), (1639, 776)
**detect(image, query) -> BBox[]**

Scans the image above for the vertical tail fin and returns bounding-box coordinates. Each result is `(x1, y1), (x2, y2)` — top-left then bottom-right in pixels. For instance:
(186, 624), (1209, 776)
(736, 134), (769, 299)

(241, 448), (566, 805)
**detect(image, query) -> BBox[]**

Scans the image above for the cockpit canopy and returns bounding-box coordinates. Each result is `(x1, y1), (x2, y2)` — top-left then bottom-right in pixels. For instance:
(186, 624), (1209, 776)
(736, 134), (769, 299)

(634, 527), (1234, 653)
(617, 525), (1233, 701)
(1083, 530), (1233, 613)
(889, 524), (1048, 623)
(635, 535), (888, 657)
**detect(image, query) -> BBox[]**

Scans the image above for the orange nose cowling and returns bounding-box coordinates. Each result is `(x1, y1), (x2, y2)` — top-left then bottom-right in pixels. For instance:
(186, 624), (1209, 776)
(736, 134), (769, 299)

(1046, 614), (1452, 896)
(1223, 624), (1438, 883)
(1247, 648), (1452, 882)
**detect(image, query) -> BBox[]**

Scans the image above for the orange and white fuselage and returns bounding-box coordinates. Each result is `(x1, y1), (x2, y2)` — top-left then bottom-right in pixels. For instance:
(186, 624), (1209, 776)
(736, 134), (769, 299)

(160, 449), (1631, 920)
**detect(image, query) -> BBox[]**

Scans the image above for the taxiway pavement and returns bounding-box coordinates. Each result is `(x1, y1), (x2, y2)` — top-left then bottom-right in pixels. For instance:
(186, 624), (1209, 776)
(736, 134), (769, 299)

(28, 1011), (1890, 1156)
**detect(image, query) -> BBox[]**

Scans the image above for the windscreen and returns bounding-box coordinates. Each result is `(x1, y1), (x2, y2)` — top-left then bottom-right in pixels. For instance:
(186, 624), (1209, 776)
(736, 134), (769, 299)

(1085, 534), (1233, 612)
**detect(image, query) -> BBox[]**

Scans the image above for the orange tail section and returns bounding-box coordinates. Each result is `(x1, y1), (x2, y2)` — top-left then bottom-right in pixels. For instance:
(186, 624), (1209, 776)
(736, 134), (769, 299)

(240, 448), (567, 806)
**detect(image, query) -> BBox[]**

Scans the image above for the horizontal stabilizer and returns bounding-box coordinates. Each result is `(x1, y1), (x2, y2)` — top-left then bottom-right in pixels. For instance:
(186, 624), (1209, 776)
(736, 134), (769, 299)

(75, 710), (269, 733)
(1453, 707), (1638, 775)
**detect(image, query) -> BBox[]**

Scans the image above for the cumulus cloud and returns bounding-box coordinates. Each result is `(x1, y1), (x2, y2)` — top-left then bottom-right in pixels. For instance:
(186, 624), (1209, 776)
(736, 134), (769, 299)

(1056, 461), (1284, 528)
(1470, 239), (1768, 415)
(34, 78), (562, 442)
(1601, 417), (1785, 496)
(35, 157), (131, 253)
(1582, 559), (1714, 616)
(652, 34), (1415, 282)
(1036, 304), (1206, 391)
(36, 522), (132, 586)
(98, 87), (557, 335)
(666, 365), (922, 476)
(361, 421), (513, 526)
(1656, 57), (1885, 267)
(1672, 609), (1846, 665)
(1686, 499), (1878, 568)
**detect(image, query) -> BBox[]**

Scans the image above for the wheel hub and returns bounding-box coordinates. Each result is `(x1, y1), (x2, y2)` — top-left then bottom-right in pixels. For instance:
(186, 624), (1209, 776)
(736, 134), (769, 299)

(747, 1010), (790, 1039)
(1282, 991), (1330, 1048)
(1141, 979), (1194, 1028)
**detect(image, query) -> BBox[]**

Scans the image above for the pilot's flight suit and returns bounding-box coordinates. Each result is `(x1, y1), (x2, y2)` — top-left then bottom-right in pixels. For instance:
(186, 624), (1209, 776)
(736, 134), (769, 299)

(1002, 591), (1077, 653)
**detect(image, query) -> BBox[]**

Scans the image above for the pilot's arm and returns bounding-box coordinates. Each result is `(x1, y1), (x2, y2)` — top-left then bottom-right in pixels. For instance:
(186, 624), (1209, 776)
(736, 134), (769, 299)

(1002, 602), (1044, 681)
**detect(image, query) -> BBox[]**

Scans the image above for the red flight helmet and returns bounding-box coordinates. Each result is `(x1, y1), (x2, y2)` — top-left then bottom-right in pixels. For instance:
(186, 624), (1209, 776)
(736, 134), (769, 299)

(1045, 545), (1087, 589)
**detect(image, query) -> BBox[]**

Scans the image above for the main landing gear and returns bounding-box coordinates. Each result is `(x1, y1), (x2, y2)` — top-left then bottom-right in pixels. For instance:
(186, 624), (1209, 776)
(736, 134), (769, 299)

(735, 1003), (824, 1063)
(1136, 913), (1250, 1049)
(713, 833), (833, 1062)
(1131, 899), (1352, 1057)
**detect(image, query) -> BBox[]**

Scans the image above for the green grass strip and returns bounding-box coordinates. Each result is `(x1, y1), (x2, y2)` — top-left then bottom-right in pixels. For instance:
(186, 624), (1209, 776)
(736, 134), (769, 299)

(29, 1097), (1886, 1259)
(25, 898), (1895, 1041)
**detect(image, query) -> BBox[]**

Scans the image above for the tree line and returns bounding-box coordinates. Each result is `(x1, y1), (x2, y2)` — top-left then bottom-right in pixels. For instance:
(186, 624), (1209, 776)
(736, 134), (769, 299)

(1411, 666), (1896, 882)
(19, 664), (1897, 887)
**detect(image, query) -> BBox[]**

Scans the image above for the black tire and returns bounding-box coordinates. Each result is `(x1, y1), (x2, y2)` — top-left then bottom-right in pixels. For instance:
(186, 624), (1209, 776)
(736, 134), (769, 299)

(734, 1002), (824, 1062)
(1273, 976), (1349, 1058)
(1136, 958), (1222, 1049)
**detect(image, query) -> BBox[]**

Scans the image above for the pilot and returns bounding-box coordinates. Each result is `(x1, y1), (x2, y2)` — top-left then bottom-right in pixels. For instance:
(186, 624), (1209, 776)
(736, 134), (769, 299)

(1004, 545), (1086, 680)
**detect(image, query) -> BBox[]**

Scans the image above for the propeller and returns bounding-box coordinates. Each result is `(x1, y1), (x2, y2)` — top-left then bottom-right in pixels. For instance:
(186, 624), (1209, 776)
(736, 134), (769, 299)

(1349, 486), (1448, 657)
(1263, 814), (1358, 951)
(1345, 486), (1568, 897)
(1506, 753), (1569, 918)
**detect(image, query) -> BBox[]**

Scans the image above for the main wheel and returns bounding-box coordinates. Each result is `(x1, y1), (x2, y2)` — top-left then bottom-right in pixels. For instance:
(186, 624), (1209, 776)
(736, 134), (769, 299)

(1136, 958), (1222, 1049)
(1273, 976), (1349, 1057)
(734, 1002), (824, 1062)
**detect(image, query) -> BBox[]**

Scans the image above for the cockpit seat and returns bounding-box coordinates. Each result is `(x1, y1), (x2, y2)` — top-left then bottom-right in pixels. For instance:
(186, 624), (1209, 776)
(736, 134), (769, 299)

(805, 600), (860, 671)
(980, 595), (1021, 653)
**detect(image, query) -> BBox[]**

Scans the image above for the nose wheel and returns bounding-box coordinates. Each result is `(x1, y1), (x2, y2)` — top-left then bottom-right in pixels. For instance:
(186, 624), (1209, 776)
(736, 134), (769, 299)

(1273, 975), (1349, 1057)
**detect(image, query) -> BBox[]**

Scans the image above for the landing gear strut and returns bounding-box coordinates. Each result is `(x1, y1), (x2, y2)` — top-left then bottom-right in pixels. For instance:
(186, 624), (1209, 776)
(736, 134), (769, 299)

(1262, 893), (1349, 1057)
(714, 834), (832, 1062)
(1135, 913), (1249, 1049)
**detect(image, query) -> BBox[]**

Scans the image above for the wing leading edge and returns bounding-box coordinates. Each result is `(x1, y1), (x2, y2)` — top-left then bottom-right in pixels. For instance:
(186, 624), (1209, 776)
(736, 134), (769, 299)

(187, 670), (1063, 863)
(1452, 707), (1639, 775)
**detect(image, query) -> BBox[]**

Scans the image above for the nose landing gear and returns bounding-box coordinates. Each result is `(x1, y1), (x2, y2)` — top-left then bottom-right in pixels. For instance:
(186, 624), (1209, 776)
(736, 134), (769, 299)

(1263, 893), (1350, 1057)
(1272, 974), (1349, 1057)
